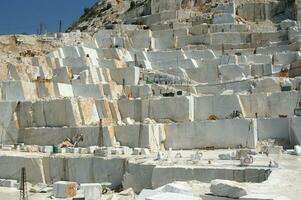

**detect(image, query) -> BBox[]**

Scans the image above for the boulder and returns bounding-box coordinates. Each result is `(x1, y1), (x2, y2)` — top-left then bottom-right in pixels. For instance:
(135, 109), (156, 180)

(280, 20), (297, 30)
(80, 183), (102, 200)
(156, 182), (193, 196)
(30, 183), (49, 193)
(294, 145), (301, 156)
(210, 179), (247, 198)
(53, 181), (77, 198)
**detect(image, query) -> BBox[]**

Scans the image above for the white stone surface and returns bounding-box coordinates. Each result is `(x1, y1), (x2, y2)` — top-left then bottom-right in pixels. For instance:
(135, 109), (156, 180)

(53, 181), (77, 198)
(145, 192), (200, 200)
(210, 179), (247, 198)
(164, 119), (257, 149)
(156, 182), (193, 196)
(80, 183), (102, 200)
(240, 194), (290, 200)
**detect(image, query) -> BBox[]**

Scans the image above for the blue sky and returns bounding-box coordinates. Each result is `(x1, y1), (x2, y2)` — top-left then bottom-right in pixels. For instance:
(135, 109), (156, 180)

(0, 0), (98, 35)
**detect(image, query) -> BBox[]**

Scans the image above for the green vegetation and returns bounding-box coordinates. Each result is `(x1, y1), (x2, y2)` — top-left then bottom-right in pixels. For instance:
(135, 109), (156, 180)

(84, 7), (91, 14)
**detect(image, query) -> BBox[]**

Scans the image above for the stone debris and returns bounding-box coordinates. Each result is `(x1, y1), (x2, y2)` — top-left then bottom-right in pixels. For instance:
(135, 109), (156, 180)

(103, 188), (136, 200)
(30, 183), (52, 193)
(0, 179), (18, 188)
(119, 188), (135, 198)
(210, 179), (248, 198)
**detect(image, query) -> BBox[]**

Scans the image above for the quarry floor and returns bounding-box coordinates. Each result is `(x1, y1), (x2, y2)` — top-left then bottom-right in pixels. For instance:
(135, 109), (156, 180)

(0, 149), (300, 200)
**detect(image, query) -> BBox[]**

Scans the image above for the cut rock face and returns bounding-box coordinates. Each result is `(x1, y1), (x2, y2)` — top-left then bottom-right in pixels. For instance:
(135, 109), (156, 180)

(210, 179), (247, 198)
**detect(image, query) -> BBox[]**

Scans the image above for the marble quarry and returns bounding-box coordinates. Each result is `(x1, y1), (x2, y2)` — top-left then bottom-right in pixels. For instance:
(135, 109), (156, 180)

(1, 0), (301, 199)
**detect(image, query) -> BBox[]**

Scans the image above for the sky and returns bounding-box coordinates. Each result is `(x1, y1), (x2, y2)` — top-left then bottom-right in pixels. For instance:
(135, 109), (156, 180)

(0, 0), (98, 35)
